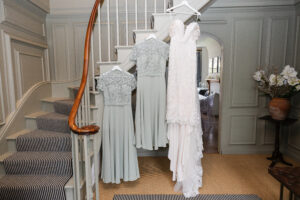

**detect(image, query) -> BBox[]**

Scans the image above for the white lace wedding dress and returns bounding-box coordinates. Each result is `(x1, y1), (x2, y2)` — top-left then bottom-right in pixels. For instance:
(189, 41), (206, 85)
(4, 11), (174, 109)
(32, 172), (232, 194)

(166, 19), (203, 198)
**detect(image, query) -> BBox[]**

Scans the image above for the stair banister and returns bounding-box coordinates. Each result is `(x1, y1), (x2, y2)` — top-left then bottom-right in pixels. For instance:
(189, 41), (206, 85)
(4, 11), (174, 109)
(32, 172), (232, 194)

(68, 0), (104, 135)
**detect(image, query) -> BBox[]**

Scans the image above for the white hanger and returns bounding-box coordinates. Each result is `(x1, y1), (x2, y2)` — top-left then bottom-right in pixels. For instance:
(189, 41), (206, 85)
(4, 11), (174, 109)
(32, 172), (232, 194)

(112, 65), (122, 71)
(166, 0), (201, 16)
(146, 34), (157, 40)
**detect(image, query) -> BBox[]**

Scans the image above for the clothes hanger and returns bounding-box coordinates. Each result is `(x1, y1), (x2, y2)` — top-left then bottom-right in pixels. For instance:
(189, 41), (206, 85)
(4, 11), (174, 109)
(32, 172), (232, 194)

(166, 0), (201, 17)
(112, 65), (122, 71)
(146, 34), (157, 40)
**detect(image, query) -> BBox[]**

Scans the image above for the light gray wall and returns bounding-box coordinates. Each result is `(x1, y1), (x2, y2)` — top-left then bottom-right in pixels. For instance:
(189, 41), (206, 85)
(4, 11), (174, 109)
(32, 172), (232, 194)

(0, 0), (49, 127)
(284, 2), (300, 160)
(47, 0), (300, 159)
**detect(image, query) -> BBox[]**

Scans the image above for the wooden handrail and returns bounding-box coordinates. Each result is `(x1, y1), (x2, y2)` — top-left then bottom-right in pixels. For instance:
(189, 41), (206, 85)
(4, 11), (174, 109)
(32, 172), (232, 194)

(68, 0), (104, 135)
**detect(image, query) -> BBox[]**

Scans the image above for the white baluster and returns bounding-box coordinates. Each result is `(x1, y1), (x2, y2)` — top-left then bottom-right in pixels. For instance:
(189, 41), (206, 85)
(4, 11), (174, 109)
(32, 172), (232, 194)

(154, 0), (157, 13)
(91, 33), (96, 92)
(84, 135), (92, 200)
(98, 5), (102, 62)
(135, 0), (138, 30)
(116, 0), (120, 46)
(145, 0), (147, 29)
(125, 0), (129, 45)
(164, 0), (166, 12)
(107, 0), (111, 61)
(72, 132), (81, 200)
(93, 133), (100, 200)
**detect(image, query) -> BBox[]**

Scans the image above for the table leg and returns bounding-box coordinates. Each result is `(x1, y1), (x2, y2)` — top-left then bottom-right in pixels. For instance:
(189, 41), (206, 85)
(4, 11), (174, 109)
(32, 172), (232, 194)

(267, 122), (293, 167)
(290, 192), (293, 200)
(280, 184), (283, 200)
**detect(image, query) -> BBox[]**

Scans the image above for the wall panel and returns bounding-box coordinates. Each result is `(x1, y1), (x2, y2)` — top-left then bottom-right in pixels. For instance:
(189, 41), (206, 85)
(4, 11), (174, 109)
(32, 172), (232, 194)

(231, 18), (263, 107)
(268, 17), (289, 68)
(230, 115), (257, 145)
(52, 24), (70, 81)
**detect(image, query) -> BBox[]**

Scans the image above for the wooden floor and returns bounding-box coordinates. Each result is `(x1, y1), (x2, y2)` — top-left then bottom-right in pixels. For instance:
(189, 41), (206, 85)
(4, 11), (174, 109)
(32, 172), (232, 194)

(99, 155), (299, 200)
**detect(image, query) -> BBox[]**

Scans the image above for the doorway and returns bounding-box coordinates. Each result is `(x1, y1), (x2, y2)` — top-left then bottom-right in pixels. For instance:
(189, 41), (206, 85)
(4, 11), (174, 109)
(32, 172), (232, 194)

(196, 34), (222, 154)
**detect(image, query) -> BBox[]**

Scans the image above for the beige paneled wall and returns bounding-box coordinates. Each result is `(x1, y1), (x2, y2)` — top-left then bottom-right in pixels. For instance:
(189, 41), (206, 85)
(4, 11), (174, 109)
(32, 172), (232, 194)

(47, 0), (300, 158)
(0, 0), (49, 127)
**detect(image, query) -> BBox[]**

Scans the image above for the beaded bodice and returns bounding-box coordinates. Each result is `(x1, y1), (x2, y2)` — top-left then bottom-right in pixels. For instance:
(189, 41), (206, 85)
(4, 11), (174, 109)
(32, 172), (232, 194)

(97, 70), (136, 106)
(130, 38), (169, 77)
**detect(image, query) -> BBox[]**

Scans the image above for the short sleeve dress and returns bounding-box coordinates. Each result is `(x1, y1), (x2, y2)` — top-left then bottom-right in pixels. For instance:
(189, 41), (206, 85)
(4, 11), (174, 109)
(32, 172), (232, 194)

(130, 38), (169, 150)
(98, 69), (140, 184)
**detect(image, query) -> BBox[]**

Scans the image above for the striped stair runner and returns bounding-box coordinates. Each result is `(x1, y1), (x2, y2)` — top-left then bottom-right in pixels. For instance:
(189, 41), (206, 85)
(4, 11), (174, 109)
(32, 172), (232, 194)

(0, 100), (74, 200)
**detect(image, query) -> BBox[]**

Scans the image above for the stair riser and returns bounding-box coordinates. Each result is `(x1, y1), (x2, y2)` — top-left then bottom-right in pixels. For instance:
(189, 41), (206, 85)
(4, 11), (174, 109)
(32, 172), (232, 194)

(26, 118), (38, 130)
(117, 48), (132, 62)
(41, 101), (55, 113)
(16, 137), (72, 152)
(37, 118), (70, 133)
(0, 164), (4, 178)
(4, 159), (72, 176)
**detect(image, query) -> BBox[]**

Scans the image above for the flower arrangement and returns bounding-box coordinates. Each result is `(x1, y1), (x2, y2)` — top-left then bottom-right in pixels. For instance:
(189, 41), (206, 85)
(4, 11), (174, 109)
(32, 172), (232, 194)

(253, 65), (300, 98)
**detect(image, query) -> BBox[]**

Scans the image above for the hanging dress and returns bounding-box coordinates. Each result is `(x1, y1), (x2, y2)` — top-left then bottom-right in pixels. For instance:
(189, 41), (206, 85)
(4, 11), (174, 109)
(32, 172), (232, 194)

(130, 38), (169, 150)
(166, 20), (203, 198)
(98, 69), (140, 184)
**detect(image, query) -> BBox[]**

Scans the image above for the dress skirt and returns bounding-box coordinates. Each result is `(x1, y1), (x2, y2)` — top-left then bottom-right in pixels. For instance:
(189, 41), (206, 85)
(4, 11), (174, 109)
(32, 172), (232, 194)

(101, 105), (140, 184)
(135, 76), (168, 150)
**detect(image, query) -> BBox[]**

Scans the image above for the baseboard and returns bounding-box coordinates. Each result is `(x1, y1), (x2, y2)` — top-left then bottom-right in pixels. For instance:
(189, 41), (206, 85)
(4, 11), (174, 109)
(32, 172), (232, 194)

(137, 148), (168, 157)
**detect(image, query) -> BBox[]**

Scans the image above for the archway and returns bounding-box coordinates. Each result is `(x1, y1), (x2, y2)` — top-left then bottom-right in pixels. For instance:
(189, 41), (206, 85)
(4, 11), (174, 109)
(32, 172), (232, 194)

(196, 32), (223, 154)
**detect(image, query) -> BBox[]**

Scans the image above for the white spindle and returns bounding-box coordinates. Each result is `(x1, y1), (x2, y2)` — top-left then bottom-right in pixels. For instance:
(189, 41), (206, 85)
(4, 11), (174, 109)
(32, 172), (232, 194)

(164, 0), (166, 12)
(135, 0), (138, 30)
(97, 5), (102, 62)
(107, 0), (111, 61)
(125, 0), (129, 45)
(72, 133), (81, 200)
(91, 34), (96, 92)
(84, 136), (92, 200)
(154, 0), (157, 13)
(116, 0), (120, 46)
(93, 134), (100, 200)
(145, 0), (147, 29)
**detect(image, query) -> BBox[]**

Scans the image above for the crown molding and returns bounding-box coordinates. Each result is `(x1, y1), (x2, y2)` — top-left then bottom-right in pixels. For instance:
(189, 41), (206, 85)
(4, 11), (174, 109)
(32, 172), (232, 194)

(211, 0), (298, 8)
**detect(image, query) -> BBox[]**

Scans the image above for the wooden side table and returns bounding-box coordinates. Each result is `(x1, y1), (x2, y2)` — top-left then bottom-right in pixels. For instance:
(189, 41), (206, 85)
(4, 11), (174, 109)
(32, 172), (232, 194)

(269, 167), (300, 200)
(259, 115), (297, 168)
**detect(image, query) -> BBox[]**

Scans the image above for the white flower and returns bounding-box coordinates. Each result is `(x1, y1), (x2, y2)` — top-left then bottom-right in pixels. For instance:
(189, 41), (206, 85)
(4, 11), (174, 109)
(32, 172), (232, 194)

(287, 77), (299, 86)
(269, 74), (277, 86)
(253, 70), (264, 81)
(297, 85), (300, 91)
(281, 65), (298, 79)
(277, 76), (284, 86)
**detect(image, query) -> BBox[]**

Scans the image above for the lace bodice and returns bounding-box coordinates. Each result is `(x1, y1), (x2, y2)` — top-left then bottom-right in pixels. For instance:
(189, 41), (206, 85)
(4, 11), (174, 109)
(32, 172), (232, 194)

(97, 70), (136, 106)
(130, 38), (169, 77)
(167, 20), (200, 125)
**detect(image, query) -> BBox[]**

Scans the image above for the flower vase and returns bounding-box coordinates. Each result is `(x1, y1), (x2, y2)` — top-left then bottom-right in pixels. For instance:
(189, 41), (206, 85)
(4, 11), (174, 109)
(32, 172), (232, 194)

(268, 98), (291, 121)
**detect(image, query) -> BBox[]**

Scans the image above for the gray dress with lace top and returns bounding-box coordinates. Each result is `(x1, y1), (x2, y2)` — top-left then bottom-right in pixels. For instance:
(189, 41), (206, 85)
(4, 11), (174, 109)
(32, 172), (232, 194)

(130, 38), (169, 150)
(98, 70), (140, 184)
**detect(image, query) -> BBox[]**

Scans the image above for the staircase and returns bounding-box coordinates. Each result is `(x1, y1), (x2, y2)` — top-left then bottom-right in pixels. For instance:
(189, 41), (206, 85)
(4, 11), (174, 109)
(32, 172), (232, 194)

(0, 87), (100, 200)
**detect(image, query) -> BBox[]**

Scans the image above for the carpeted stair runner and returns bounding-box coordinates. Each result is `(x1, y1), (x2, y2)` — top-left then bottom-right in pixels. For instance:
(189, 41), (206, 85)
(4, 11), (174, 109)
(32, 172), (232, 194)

(0, 99), (74, 200)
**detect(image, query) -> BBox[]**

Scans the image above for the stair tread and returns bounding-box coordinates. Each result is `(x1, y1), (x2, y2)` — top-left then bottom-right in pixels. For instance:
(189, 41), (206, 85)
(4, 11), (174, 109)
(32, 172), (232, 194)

(0, 152), (14, 162)
(41, 97), (70, 103)
(38, 112), (69, 119)
(25, 111), (49, 119)
(115, 45), (134, 49)
(6, 129), (31, 140)
(0, 175), (71, 187)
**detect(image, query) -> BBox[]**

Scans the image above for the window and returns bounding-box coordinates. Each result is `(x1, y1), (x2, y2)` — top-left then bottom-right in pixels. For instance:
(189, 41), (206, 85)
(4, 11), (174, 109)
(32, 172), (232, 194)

(208, 56), (221, 74)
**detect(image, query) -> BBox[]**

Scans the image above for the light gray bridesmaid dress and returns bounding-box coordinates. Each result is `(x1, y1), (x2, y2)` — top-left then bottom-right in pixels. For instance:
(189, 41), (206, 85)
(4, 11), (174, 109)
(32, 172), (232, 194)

(98, 69), (140, 184)
(130, 38), (169, 150)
